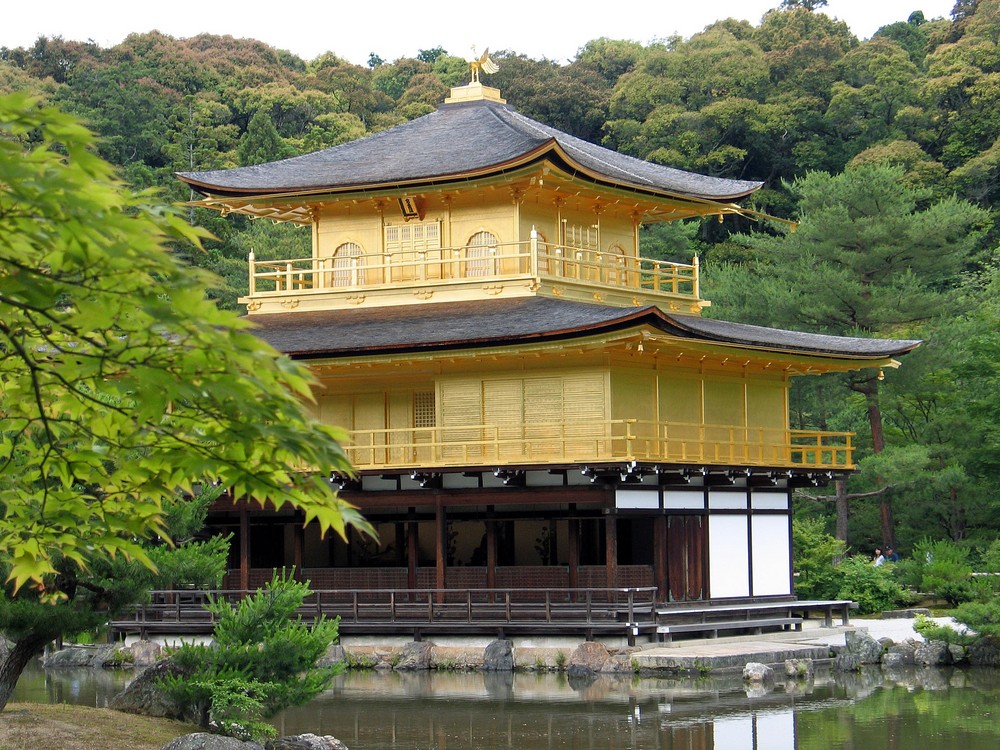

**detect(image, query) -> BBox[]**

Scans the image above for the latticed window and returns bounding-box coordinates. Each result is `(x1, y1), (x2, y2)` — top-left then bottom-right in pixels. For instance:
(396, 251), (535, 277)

(413, 391), (436, 428)
(562, 223), (599, 252)
(332, 242), (364, 287)
(384, 221), (441, 255)
(466, 230), (498, 277)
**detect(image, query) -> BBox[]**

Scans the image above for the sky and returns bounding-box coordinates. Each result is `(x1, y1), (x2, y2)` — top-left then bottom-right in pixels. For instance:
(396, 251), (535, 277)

(3, 1), (956, 66)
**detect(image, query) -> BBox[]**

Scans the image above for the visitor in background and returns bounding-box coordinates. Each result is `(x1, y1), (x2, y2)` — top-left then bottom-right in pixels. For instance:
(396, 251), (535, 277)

(886, 546), (900, 562)
(873, 548), (885, 566)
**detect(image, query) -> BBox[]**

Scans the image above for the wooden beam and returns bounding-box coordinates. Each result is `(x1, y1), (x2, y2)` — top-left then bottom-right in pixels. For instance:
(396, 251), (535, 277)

(486, 517), (497, 601)
(654, 514), (667, 603)
(568, 518), (580, 602)
(407, 517), (418, 594)
(435, 497), (446, 603)
(605, 514), (618, 589)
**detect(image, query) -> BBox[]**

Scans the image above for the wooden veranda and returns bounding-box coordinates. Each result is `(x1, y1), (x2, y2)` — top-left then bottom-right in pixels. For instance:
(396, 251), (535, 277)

(109, 588), (854, 647)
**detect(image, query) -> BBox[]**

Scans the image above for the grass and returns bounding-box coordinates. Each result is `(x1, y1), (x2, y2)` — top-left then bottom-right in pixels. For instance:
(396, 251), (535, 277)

(0, 703), (198, 750)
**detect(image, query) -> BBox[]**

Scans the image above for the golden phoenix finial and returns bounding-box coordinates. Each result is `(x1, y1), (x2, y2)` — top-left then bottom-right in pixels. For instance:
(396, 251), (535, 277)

(468, 46), (499, 84)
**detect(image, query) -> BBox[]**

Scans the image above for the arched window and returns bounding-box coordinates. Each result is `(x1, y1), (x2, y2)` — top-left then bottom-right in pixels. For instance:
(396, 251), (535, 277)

(466, 231), (498, 277)
(332, 242), (365, 287)
(606, 243), (626, 286)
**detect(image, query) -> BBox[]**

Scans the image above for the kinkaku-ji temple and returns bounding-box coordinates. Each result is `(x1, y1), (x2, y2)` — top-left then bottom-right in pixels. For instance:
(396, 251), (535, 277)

(156, 67), (920, 643)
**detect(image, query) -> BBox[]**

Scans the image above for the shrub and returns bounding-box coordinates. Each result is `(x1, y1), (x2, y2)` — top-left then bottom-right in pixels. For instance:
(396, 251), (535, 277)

(952, 600), (1000, 638)
(836, 555), (906, 615)
(913, 614), (973, 645)
(910, 538), (982, 606)
(160, 571), (341, 741)
(792, 518), (846, 600)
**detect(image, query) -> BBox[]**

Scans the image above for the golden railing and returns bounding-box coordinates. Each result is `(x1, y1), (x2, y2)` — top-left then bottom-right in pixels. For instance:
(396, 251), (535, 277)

(246, 234), (699, 301)
(342, 419), (853, 471)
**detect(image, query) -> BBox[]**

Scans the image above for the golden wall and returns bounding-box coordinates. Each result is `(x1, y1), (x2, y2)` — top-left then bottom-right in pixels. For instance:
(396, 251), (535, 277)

(310, 357), (790, 468)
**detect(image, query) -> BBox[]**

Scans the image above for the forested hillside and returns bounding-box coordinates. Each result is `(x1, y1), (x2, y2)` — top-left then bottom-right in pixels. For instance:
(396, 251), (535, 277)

(2, 1), (997, 556)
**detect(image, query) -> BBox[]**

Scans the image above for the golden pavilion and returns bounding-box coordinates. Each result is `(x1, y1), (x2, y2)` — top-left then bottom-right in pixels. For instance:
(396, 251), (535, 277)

(176, 76), (917, 639)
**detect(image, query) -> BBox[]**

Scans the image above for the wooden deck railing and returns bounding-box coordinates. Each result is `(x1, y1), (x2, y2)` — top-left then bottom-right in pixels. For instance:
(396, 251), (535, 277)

(245, 233), (698, 302)
(110, 586), (660, 643)
(343, 419), (854, 470)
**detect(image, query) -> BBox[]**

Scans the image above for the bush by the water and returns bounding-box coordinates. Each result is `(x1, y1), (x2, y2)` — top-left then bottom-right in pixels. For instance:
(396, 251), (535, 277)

(835, 555), (907, 615)
(160, 572), (341, 741)
(792, 518), (846, 600)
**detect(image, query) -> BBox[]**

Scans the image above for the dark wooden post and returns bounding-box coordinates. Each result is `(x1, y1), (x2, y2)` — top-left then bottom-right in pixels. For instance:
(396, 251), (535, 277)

(605, 513), (618, 591)
(654, 514), (667, 603)
(435, 497), (446, 603)
(568, 518), (580, 600)
(407, 509), (418, 596)
(486, 518), (497, 591)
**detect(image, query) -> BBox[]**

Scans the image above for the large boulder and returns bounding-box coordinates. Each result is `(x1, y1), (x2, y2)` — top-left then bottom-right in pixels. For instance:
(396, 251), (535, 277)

(968, 637), (1000, 667)
(914, 640), (952, 667)
(784, 659), (814, 679)
(742, 662), (774, 684)
(948, 643), (968, 664)
(834, 653), (862, 672)
(161, 733), (263, 750)
(845, 630), (884, 664)
(123, 640), (164, 667)
(482, 640), (514, 672)
(566, 642), (610, 677)
(265, 735), (348, 750)
(882, 639), (918, 668)
(394, 641), (433, 671)
(110, 658), (191, 721)
(43, 644), (116, 668)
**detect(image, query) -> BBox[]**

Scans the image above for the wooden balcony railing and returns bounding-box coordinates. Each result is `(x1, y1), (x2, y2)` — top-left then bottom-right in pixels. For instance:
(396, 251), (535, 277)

(341, 419), (854, 471)
(111, 586), (659, 643)
(246, 231), (699, 302)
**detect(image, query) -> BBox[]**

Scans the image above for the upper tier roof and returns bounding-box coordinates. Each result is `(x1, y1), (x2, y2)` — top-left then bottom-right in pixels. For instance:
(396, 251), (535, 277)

(247, 297), (920, 361)
(177, 98), (762, 201)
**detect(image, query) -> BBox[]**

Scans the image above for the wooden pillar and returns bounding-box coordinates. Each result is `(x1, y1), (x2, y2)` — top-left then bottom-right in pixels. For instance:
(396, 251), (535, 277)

(407, 511), (418, 595)
(654, 514), (668, 603)
(239, 503), (250, 594)
(486, 515), (497, 597)
(434, 497), (446, 602)
(292, 512), (305, 580)
(605, 514), (618, 589)
(568, 518), (580, 598)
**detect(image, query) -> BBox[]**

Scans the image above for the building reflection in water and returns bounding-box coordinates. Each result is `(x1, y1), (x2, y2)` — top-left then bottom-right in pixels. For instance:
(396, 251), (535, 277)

(19, 661), (1000, 749)
(275, 670), (803, 749)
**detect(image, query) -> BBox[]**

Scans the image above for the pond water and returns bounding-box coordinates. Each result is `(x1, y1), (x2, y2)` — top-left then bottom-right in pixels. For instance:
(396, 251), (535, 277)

(14, 662), (1000, 749)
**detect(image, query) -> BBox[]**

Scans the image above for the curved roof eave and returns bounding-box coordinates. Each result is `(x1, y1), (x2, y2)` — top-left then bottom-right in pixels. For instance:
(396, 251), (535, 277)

(177, 100), (763, 203)
(178, 141), (759, 207)
(176, 140), (560, 199)
(246, 298), (921, 362)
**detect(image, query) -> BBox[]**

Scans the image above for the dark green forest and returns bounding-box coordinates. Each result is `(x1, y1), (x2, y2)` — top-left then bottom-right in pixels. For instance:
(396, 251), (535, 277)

(2, 1), (998, 559)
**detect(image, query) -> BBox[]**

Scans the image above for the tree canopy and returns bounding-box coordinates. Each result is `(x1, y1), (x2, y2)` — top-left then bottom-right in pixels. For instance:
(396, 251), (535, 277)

(0, 92), (372, 708)
(1, 0), (996, 570)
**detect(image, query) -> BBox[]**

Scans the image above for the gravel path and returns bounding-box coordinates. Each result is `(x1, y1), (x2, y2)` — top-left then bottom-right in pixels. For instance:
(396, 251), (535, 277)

(805, 616), (963, 646)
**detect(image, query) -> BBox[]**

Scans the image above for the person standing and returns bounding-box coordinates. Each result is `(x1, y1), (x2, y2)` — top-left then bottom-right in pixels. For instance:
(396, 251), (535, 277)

(873, 548), (885, 566)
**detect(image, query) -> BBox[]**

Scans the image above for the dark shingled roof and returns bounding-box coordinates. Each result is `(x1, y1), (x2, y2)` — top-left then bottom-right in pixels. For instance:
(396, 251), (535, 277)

(178, 100), (761, 201)
(247, 297), (920, 360)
